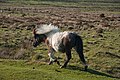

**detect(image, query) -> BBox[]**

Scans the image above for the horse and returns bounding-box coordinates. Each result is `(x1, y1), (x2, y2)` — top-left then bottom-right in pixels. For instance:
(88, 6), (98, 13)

(32, 24), (88, 71)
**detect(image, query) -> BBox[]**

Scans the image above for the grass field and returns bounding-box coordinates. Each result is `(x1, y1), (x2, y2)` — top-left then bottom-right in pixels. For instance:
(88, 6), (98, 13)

(0, 59), (118, 80)
(0, 0), (120, 80)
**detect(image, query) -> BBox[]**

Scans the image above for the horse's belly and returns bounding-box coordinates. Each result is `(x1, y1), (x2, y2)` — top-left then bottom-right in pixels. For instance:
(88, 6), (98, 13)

(53, 44), (65, 53)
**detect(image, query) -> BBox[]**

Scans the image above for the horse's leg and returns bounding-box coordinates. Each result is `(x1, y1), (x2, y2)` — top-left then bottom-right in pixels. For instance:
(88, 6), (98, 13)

(74, 36), (88, 71)
(74, 47), (88, 71)
(48, 47), (61, 66)
(48, 52), (61, 66)
(60, 49), (71, 68)
(60, 36), (72, 68)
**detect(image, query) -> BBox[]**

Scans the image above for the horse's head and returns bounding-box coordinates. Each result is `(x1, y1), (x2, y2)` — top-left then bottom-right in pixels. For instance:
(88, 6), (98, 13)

(32, 24), (59, 47)
(33, 28), (46, 47)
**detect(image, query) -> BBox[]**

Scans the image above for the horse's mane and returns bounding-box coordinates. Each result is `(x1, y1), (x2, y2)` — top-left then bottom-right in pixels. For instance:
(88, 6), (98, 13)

(36, 24), (60, 35)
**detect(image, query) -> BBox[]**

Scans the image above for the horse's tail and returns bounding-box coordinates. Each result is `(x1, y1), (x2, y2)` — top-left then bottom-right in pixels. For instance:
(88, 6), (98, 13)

(74, 35), (87, 70)
(74, 35), (83, 56)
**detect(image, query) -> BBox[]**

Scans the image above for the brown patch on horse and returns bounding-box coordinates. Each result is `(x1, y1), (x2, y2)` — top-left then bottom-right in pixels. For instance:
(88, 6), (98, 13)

(60, 35), (72, 68)
(33, 28), (36, 35)
(62, 35), (72, 49)
(45, 39), (54, 53)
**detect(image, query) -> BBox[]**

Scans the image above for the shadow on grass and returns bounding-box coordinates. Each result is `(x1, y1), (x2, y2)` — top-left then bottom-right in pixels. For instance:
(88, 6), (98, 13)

(67, 65), (118, 79)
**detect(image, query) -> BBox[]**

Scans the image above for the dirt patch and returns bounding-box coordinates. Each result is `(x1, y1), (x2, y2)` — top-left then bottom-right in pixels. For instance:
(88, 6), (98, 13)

(0, 3), (120, 30)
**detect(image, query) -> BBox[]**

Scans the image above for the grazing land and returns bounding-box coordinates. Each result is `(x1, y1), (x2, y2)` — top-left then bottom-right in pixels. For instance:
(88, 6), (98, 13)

(0, 0), (120, 80)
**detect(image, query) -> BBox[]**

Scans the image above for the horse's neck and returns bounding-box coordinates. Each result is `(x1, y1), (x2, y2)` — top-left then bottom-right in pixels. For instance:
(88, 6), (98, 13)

(46, 31), (60, 46)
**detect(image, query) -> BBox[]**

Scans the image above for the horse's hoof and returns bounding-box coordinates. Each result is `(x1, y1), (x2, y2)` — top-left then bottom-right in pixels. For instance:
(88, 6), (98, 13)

(60, 66), (64, 68)
(57, 61), (61, 66)
(60, 65), (66, 68)
(84, 66), (88, 71)
(52, 59), (61, 66)
(48, 61), (53, 65)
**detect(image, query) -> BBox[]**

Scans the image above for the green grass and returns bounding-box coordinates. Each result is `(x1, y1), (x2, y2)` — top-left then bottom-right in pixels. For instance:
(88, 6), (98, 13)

(0, 59), (118, 80)
(1, 28), (119, 80)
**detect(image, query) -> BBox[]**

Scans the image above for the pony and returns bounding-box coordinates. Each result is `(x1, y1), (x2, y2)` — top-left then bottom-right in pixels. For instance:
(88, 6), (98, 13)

(33, 24), (88, 70)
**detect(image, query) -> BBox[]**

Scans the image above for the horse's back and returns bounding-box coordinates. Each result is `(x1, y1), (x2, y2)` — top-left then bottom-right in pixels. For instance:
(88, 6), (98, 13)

(50, 31), (70, 52)
(50, 31), (80, 52)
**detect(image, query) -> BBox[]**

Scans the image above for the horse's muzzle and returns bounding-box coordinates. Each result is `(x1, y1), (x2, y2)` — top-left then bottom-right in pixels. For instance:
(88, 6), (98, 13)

(33, 41), (41, 47)
(33, 44), (37, 47)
